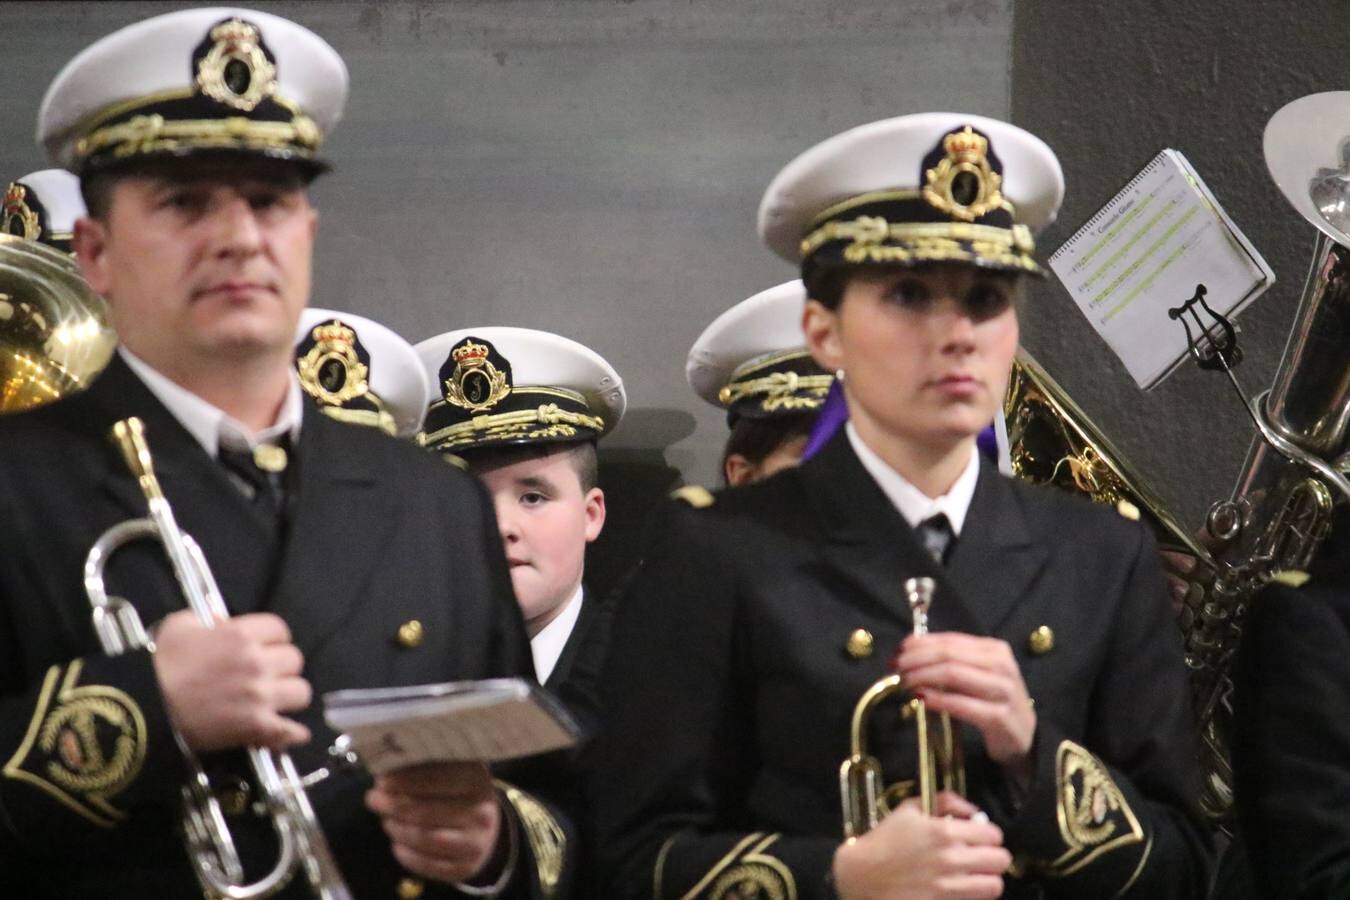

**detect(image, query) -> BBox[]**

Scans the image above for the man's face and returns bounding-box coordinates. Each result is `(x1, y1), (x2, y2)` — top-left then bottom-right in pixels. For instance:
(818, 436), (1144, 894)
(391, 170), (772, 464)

(74, 157), (318, 378)
(476, 447), (605, 636)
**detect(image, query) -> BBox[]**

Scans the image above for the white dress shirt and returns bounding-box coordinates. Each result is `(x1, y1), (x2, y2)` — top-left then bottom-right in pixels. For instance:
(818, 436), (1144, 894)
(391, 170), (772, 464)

(120, 347), (304, 455)
(531, 586), (584, 684)
(846, 422), (981, 536)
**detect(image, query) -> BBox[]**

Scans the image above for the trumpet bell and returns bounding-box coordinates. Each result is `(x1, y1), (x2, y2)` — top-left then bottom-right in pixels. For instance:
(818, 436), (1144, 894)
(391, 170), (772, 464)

(1264, 91), (1350, 247)
(0, 234), (114, 413)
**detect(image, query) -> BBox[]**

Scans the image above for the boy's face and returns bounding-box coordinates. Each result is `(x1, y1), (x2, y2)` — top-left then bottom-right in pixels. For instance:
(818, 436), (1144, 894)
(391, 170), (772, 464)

(475, 446), (605, 636)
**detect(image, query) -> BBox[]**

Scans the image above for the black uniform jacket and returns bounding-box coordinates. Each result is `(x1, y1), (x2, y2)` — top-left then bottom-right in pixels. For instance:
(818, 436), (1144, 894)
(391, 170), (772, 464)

(1233, 519), (1350, 900)
(586, 430), (1210, 899)
(0, 356), (573, 899)
(545, 592), (603, 694)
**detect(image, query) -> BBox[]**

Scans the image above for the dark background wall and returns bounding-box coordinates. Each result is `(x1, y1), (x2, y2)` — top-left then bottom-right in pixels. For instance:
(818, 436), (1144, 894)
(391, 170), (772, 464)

(0, 0), (1012, 596)
(1011, 0), (1350, 532)
(6, 1), (1345, 589)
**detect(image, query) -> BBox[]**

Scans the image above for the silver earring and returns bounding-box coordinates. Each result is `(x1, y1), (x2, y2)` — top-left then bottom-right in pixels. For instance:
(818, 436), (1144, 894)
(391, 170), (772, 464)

(835, 368), (845, 382)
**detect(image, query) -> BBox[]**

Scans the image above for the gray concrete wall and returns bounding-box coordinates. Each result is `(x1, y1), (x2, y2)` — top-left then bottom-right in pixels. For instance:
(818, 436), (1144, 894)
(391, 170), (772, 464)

(0, 0), (1012, 594)
(1011, 0), (1350, 530)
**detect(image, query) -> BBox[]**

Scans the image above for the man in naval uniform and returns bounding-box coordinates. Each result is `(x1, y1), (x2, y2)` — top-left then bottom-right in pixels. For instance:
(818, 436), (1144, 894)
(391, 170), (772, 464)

(0, 8), (571, 898)
(415, 328), (624, 701)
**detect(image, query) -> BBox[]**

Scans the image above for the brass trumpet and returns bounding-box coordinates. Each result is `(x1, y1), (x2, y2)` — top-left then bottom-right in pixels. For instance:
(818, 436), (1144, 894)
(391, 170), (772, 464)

(840, 577), (965, 838)
(82, 417), (352, 900)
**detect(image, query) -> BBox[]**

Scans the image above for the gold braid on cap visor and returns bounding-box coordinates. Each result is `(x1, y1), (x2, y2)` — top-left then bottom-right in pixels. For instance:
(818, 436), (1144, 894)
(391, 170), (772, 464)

(71, 90), (322, 167)
(420, 405), (606, 452)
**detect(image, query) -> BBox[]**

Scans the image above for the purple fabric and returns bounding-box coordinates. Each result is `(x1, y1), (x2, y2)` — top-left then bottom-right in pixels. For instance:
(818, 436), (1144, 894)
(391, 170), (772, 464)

(801, 380), (848, 461)
(976, 424), (998, 463)
(801, 378), (1001, 464)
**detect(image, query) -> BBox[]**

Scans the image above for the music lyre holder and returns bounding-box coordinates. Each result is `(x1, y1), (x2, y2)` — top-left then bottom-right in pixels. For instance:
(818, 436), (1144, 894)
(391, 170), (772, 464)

(1169, 282), (1265, 436)
(1172, 281), (1350, 504)
(1169, 284), (1243, 372)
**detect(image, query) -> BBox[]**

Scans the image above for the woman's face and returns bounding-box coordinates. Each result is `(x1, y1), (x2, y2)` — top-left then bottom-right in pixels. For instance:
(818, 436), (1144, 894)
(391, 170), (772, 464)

(803, 265), (1019, 454)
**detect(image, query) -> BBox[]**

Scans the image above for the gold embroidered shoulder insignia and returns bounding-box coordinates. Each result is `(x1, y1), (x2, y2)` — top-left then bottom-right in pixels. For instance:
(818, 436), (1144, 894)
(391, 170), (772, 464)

(498, 782), (564, 899)
(3, 661), (147, 828)
(670, 485), (715, 508)
(1045, 740), (1144, 877)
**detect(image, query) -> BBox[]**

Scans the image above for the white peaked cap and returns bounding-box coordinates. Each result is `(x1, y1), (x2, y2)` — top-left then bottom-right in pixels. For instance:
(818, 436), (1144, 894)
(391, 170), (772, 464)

(294, 308), (429, 438)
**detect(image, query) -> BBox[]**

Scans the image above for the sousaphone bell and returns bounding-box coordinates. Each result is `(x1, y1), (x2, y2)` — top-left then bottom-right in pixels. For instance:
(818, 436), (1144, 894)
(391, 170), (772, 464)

(0, 233), (114, 412)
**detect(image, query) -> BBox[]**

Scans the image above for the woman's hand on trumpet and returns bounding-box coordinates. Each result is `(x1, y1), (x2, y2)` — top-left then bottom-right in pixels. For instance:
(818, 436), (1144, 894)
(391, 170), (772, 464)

(894, 633), (1036, 781)
(832, 792), (1010, 899)
(152, 610), (312, 751)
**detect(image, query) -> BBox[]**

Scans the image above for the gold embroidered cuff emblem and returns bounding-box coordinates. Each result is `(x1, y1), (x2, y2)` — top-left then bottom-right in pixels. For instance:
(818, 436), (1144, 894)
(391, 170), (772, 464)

(680, 834), (797, 900)
(4, 662), (148, 828)
(1046, 740), (1144, 876)
(500, 783), (565, 899)
(196, 19), (278, 111)
(709, 861), (794, 900)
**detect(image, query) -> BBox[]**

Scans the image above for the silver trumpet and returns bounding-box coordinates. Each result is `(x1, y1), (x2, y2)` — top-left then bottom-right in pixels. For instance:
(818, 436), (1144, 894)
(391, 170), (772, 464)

(82, 416), (352, 899)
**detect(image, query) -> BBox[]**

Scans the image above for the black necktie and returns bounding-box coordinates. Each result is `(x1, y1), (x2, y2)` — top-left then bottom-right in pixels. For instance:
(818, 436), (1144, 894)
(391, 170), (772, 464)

(218, 442), (286, 520)
(916, 513), (954, 565)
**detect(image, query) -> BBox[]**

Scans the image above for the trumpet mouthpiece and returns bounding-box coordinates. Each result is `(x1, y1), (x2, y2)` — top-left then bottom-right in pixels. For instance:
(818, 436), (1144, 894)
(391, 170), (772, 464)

(110, 417), (163, 500)
(904, 576), (936, 636)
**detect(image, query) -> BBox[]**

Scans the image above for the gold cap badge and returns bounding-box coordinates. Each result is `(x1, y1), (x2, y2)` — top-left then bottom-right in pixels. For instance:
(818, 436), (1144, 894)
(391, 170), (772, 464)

(196, 18), (277, 111)
(2, 184), (40, 241)
(443, 338), (511, 413)
(297, 320), (371, 406)
(923, 125), (1009, 222)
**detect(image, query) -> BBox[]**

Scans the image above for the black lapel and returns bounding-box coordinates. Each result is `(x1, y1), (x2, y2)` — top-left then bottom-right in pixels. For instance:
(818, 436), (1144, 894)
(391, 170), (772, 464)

(798, 430), (980, 633)
(545, 591), (596, 688)
(86, 355), (298, 618)
(267, 405), (397, 658)
(944, 461), (1047, 635)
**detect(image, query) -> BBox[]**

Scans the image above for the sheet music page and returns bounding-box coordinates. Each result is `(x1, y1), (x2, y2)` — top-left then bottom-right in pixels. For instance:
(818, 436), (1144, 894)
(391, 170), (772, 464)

(323, 678), (580, 774)
(1049, 149), (1274, 389)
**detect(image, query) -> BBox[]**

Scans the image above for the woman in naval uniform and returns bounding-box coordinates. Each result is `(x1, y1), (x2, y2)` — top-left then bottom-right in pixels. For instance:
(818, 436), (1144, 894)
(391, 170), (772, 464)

(586, 114), (1211, 899)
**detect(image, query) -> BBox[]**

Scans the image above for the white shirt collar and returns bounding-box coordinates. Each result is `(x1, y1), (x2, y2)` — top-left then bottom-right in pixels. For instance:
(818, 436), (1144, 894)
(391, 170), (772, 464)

(531, 586), (584, 684)
(846, 422), (981, 536)
(119, 347), (304, 458)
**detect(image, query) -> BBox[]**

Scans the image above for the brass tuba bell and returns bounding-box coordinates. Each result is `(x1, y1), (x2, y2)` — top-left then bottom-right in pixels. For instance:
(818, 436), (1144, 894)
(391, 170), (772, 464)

(839, 577), (965, 839)
(0, 233), (114, 412)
